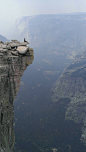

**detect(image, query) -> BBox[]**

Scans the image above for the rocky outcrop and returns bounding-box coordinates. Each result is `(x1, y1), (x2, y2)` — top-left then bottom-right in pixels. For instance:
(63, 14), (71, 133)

(0, 54), (34, 152)
(0, 39), (33, 56)
(51, 51), (86, 145)
(13, 14), (86, 58)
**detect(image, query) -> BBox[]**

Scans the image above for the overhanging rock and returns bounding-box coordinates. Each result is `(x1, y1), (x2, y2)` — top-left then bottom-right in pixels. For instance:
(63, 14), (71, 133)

(0, 40), (33, 56)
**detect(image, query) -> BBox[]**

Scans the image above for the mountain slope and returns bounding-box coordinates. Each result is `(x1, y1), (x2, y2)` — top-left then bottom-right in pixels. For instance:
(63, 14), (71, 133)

(13, 13), (86, 57)
(0, 34), (9, 42)
(51, 50), (86, 144)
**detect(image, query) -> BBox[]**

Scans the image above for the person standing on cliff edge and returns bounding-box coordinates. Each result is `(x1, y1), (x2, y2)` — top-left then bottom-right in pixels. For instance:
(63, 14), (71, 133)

(24, 38), (27, 42)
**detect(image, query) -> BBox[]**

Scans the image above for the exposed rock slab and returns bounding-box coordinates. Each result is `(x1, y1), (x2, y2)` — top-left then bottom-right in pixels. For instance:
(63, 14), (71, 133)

(11, 51), (19, 56)
(17, 46), (28, 54)
(0, 40), (33, 56)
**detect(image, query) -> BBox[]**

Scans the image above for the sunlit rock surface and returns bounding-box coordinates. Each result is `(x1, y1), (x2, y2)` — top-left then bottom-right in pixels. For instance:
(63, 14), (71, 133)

(0, 54), (34, 152)
(51, 51), (86, 144)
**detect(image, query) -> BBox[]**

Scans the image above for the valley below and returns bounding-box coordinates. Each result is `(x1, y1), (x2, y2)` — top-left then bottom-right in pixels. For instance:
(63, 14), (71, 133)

(1, 12), (86, 151)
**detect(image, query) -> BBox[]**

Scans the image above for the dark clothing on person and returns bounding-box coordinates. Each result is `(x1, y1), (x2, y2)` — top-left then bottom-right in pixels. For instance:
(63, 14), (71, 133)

(24, 38), (27, 42)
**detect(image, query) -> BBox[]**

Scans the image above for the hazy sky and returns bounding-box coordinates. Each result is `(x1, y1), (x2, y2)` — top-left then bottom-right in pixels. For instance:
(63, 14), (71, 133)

(0, 0), (86, 38)
(0, 0), (86, 22)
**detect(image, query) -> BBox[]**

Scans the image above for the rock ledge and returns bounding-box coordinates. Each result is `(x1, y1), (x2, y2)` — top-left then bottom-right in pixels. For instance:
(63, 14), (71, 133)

(0, 39), (33, 56)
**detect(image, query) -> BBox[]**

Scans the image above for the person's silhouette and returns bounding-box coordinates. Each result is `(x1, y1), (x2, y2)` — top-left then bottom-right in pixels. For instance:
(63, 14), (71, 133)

(24, 38), (27, 42)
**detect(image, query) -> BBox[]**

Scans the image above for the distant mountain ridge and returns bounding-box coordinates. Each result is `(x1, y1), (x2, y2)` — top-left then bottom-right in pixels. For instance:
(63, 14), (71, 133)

(0, 34), (9, 42)
(13, 13), (86, 58)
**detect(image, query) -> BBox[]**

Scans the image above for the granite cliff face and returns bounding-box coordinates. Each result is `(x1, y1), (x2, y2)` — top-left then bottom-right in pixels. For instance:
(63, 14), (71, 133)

(52, 51), (86, 144)
(13, 13), (86, 58)
(0, 55), (34, 152)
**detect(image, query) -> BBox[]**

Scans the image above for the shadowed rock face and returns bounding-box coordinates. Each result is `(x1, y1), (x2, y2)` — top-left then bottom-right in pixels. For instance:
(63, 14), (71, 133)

(51, 51), (86, 145)
(0, 55), (34, 152)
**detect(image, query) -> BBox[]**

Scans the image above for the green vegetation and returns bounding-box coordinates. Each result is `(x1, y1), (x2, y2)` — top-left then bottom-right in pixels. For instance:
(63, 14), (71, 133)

(42, 59), (52, 65)
(44, 71), (59, 75)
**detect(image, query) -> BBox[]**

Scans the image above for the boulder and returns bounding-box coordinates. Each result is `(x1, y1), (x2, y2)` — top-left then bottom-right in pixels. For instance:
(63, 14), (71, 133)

(11, 39), (20, 43)
(19, 42), (29, 46)
(2, 49), (8, 53)
(2, 45), (7, 49)
(8, 43), (20, 48)
(11, 48), (17, 51)
(11, 51), (19, 56)
(0, 41), (4, 44)
(0, 48), (7, 53)
(6, 46), (11, 50)
(0, 44), (4, 48)
(0, 53), (3, 56)
(17, 46), (28, 55)
(0, 39), (32, 56)
(0, 48), (4, 52)
(5, 41), (12, 45)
